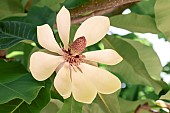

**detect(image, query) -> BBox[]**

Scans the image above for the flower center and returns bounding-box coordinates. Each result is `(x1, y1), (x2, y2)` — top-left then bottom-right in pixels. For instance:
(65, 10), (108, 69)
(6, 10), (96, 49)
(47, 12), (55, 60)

(62, 36), (86, 66)
(62, 49), (85, 66)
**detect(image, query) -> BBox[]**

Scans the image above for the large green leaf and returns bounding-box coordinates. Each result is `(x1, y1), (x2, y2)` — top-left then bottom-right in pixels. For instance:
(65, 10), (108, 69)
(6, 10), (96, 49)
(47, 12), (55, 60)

(82, 92), (121, 113)
(0, 59), (27, 83)
(124, 38), (162, 80)
(0, 21), (37, 49)
(97, 93), (121, 113)
(41, 99), (63, 113)
(57, 97), (83, 113)
(2, 6), (55, 27)
(0, 0), (24, 19)
(64, 0), (90, 9)
(130, 0), (156, 17)
(154, 0), (170, 41)
(0, 79), (51, 113)
(160, 91), (170, 100)
(102, 36), (163, 94)
(110, 13), (160, 34)
(82, 103), (105, 113)
(25, 6), (56, 27)
(0, 6), (59, 50)
(0, 60), (44, 104)
(31, 0), (65, 12)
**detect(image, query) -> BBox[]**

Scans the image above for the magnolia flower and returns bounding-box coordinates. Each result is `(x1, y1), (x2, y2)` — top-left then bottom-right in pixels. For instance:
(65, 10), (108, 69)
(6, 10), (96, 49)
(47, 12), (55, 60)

(29, 6), (123, 104)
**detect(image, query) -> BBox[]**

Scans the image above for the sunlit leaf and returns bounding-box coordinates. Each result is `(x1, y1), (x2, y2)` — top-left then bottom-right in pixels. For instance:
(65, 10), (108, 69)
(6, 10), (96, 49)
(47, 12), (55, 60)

(124, 38), (162, 80)
(160, 91), (170, 100)
(110, 13), (160, 34)
(155, 0), (170, 41)
(102, 36), (163, 94)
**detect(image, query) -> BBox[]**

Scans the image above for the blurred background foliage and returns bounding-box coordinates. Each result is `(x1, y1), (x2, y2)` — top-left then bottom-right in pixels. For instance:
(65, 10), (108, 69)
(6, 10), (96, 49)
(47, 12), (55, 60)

(0, 0), (170, 113)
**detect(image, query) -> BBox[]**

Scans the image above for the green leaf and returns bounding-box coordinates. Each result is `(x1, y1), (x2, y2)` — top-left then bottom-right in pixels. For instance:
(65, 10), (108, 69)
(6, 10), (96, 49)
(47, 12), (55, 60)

(0, 21), (37, 49)
(102, 36), (163, 94)
(32, 0), (65, 12)
(7, 42), (34, 69)
(154, 0), (170, 41)
(25, 6), (56, 27)
(83, 92), (120, 113)
(110, 13), (160, 34)
(130, 0), (156, 17)
(96, 93), (121, 113)
(0, 79), (51, 113)
(20, 0), (29, 8)
(41, 99), (63, 113)
(0, 60), (44, 104)
(0, 59), (27, 83)
(82, 103), (105, 113)
(63, 0), (90, 9)
(0, 73), (44, 104)
(58, 97), (83, 113)
(160, 91), (170, 100)
(124, 38), (162, 81)
(0, 13), (26, 21)
(0, 0), (24, 19)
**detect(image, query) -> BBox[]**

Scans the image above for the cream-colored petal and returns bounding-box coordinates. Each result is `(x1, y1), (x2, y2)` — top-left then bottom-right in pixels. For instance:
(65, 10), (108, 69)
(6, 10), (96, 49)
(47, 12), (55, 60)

(84, 60), (98, 67)
(71, 67), (97, 104)
(54, 63), (71, 99)
(37, 24), (63, 55)
(29, 51), (64, 81)
(74, 16), (110, 47)
(57, 6), (70, 49)
(63, 93), (72, 99)
(79, 63), (121, 94)
(83, 49), (123, 65)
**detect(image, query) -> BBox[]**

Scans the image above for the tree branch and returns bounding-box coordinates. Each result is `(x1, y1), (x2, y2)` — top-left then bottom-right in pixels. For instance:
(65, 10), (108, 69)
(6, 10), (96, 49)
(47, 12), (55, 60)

(135, 103), (160, 113)
(70, 0), (141, 24)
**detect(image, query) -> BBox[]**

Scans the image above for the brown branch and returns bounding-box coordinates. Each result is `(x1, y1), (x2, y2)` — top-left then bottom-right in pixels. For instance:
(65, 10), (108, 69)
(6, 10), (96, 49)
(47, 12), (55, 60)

(135, 103), (160, 113)
(0, 50), (6, 59)
(25, 0), (32, 11)
(70, 0), (141, 24)
(26, 0), (141, 25)
(0, 50), (14, 61)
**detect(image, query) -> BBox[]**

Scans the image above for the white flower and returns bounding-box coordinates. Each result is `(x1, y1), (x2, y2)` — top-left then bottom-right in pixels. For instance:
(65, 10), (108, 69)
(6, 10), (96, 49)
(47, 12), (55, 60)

(29, 6), (123, 104)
